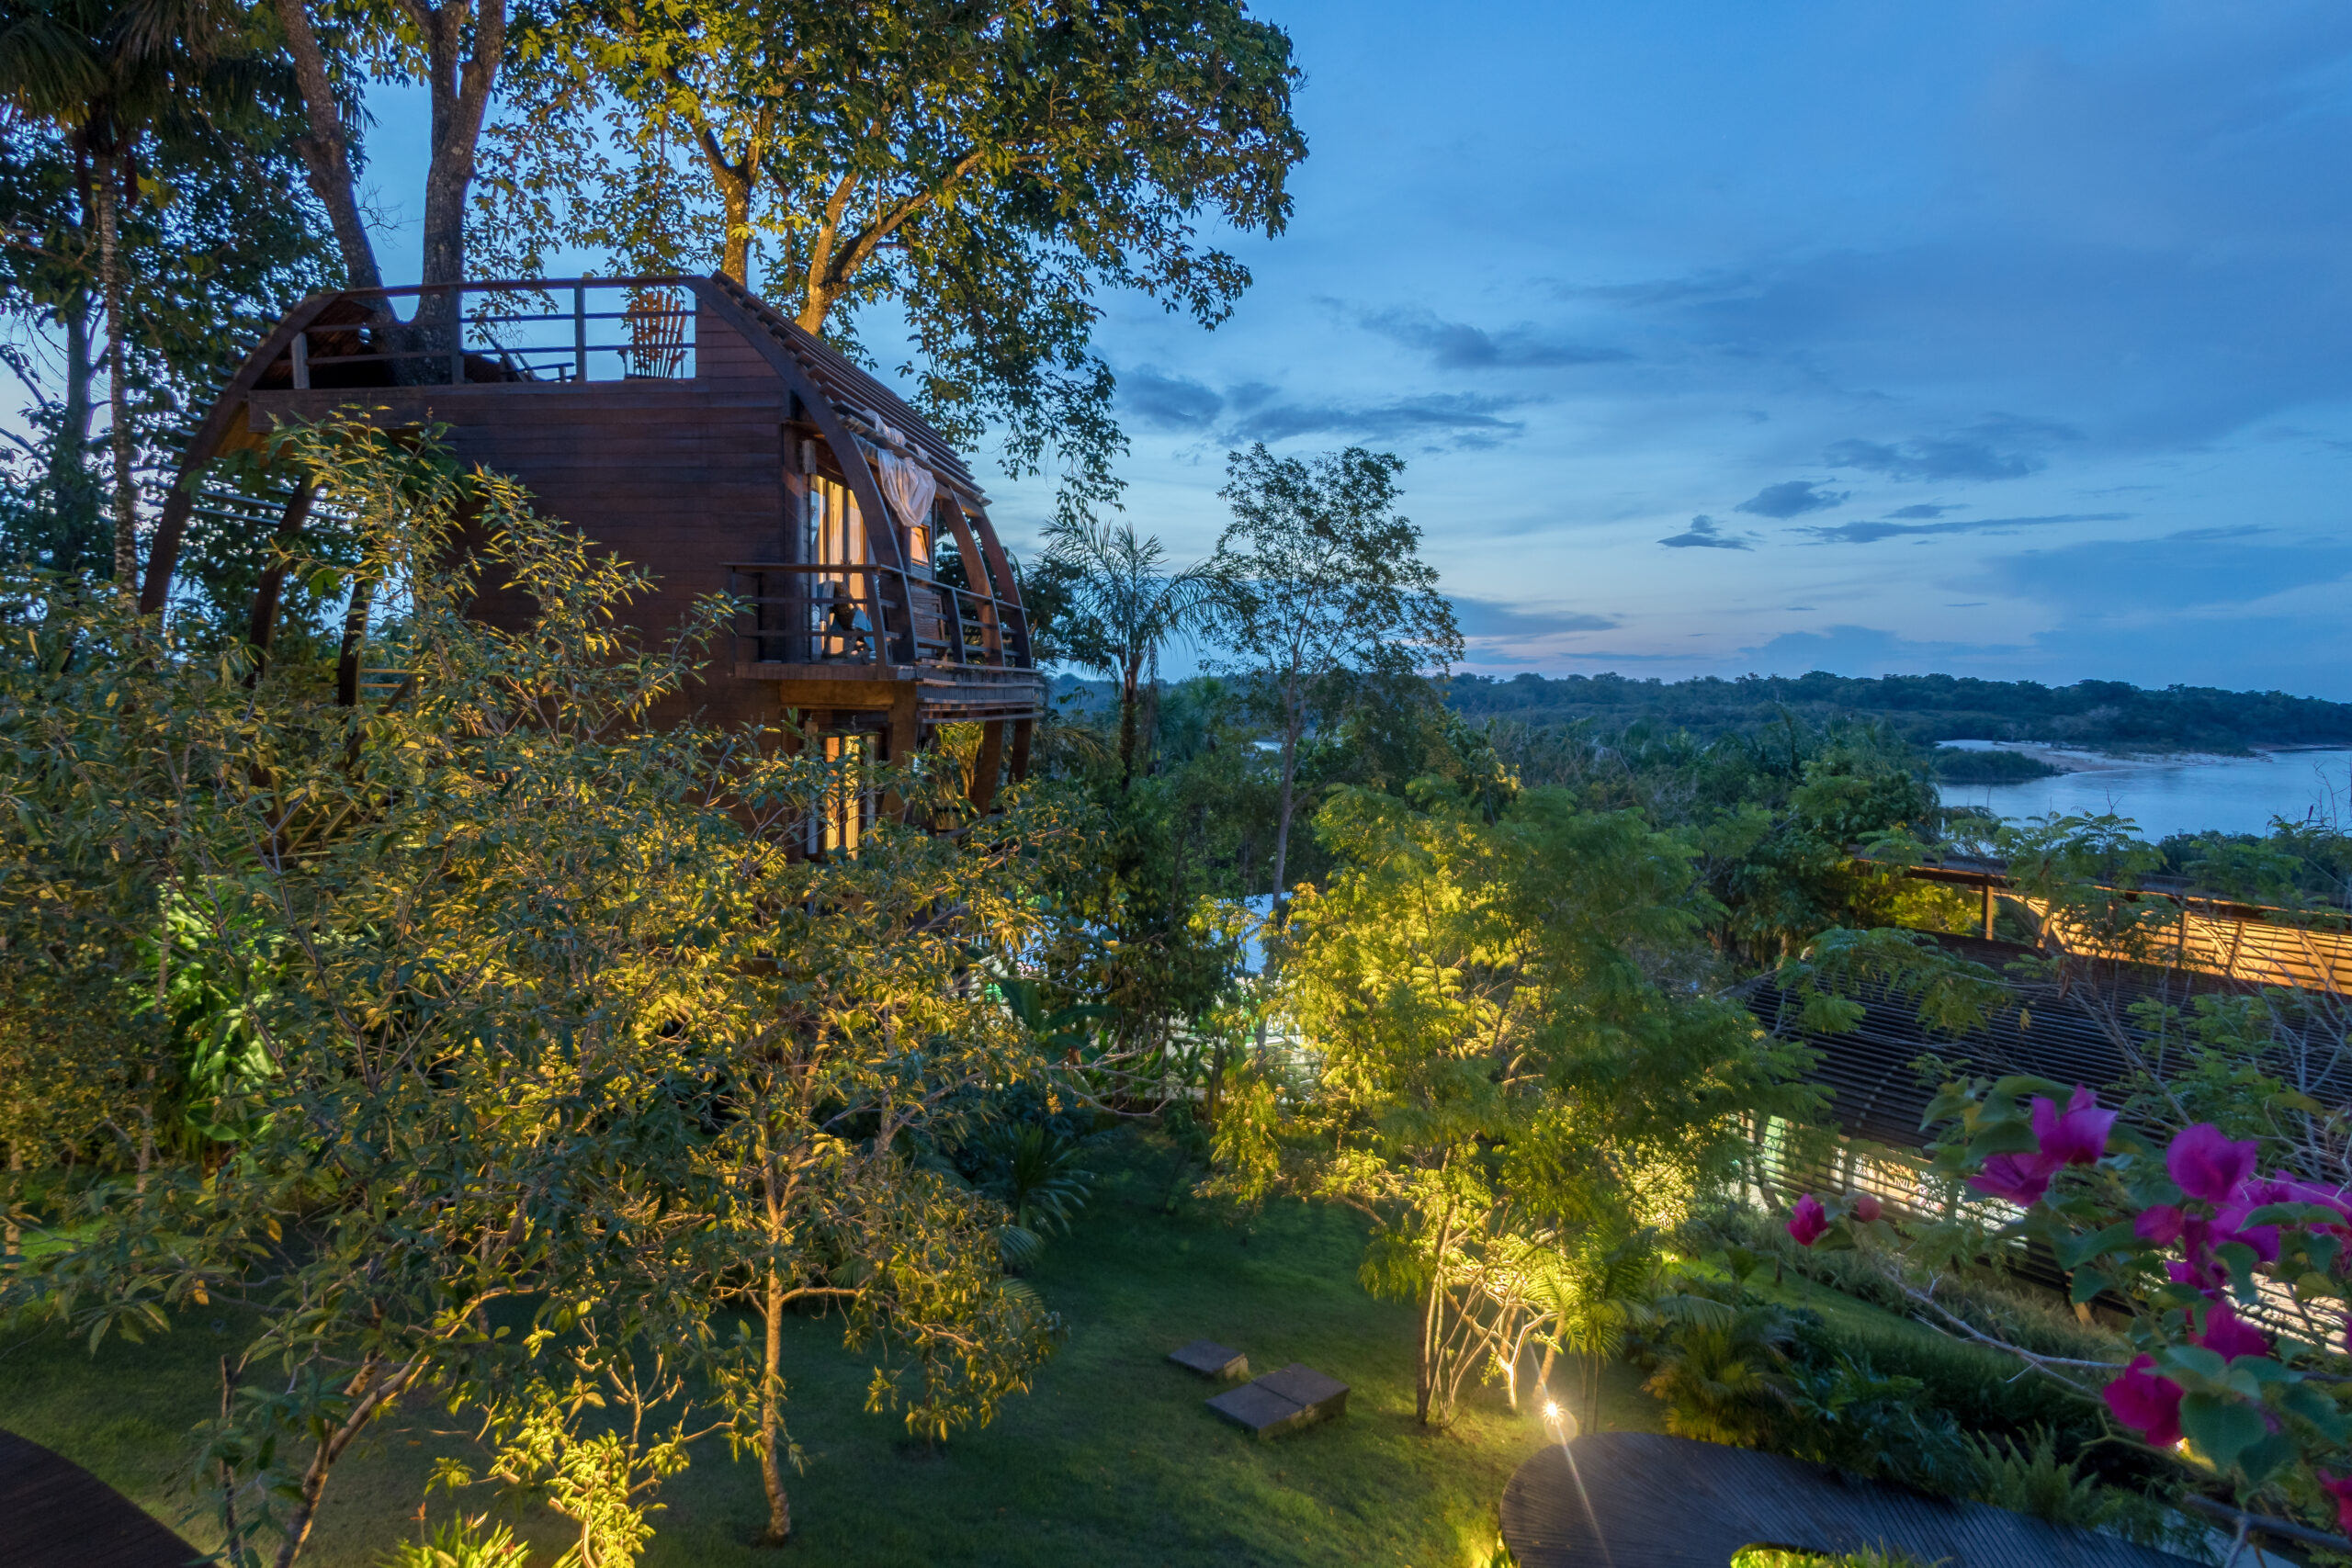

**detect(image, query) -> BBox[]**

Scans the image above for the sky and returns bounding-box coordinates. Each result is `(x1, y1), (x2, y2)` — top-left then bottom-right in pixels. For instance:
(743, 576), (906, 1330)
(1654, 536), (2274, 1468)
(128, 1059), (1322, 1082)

(359, 1), (2352, 697)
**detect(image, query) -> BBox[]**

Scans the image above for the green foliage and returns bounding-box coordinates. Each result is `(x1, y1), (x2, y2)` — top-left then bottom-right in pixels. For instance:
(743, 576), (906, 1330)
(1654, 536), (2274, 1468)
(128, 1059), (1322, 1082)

(973, 1122), (1093, 1240)
(1964, 1427), (2113, 1528)
(1257, 782), (1815, 1425)
(1449, 669), (2352, 754)
(1207, 444), (1464, 912)
(1930, 746), (2062, 784)
(0, 423), (1084, 1563)
(374, 1516), (529, 1568)
(483, 0), (1306, 523)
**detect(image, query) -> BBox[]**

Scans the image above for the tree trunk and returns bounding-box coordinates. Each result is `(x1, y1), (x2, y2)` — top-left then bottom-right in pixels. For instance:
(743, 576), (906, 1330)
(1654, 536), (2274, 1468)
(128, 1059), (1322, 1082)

(1416, 1266), (1442, 1426)
(4, 1140), (21, 1268)
(271, 1353), (420, 1568)
(709, 143), (755, 285)
(47, 286), (96, 553)
(94, 158), (135, 584)
(270, 0), (384, 291)
(758, 1266), (792, 1544)
(1117, 660), (1143, 790)
(412, 0), (508, 359)
(1268, 717), (1301, 923)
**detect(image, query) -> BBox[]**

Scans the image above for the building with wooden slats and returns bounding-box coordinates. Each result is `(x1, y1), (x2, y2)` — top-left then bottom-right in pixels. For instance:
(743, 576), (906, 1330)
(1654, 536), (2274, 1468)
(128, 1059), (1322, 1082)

(138, 276), (1045, 807)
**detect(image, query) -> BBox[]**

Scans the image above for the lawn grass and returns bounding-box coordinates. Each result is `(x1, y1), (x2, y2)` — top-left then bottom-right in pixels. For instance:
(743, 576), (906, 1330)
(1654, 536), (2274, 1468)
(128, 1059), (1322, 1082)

(0, 1130), (1662, 1567)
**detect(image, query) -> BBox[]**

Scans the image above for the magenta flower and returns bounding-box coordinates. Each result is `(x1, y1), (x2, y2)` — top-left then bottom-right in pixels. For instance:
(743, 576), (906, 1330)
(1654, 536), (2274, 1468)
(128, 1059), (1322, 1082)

(1851, 1192), (1883, 1224)
(2322, 1472), (2352, 1536)
(2166, 1123), (2259, 1204)
(2031, 1086), (2117, 1168)
(2103, 1355), (2184, 1447)
(2134, 1205), (2184, 1246)
(1969, 1151), (2055, 1207)
(2198, 1301), (2271, 1362)
(1787, 1193), (1828, 1247)
(2212, 1201), (2282, 1267)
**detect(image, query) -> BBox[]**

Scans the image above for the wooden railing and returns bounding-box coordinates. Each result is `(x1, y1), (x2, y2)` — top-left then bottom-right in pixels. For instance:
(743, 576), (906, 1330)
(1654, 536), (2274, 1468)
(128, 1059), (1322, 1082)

(726, 563), (1032, 673)
(276, 277), (699, 388)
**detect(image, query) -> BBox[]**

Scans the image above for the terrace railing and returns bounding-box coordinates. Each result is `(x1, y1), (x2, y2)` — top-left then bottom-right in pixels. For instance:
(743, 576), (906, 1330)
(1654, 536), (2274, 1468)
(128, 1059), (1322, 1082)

(727, 563), (1032, 673)
(278, 277), (699, 388)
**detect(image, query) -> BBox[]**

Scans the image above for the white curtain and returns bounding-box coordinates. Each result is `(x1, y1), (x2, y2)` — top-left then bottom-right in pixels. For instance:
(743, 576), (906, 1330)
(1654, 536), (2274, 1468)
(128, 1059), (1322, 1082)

(876, 446), (938, 536)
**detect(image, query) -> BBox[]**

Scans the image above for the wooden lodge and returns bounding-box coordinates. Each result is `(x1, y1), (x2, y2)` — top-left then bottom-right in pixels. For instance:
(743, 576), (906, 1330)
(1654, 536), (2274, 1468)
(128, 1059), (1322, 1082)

(137, 275), (1045, 807)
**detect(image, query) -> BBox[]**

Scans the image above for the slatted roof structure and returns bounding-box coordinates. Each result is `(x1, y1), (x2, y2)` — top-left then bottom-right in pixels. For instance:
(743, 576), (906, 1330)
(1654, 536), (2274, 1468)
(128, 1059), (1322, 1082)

(1905, 856), (2352, 996)
(1501, 1433), (2206, 1568)
(137, 274), (1045, 805)
(0, 1427), (201, 1568)
(1742, 933), (2352, 1159)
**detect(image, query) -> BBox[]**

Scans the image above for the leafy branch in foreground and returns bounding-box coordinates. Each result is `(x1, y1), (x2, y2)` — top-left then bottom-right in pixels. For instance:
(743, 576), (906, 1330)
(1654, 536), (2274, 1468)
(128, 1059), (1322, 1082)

(0, 419), (1088, 1563)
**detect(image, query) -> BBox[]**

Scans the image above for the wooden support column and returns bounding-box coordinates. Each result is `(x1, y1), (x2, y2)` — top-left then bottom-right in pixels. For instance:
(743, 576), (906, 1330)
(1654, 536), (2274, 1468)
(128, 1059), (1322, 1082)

(1982, 884), (1996, 942)
(334, 577), (373, 708)
(882, 679), (922, 821)
(969, 718), (1007, 809)
(1009, 717), (1034, 783)
(242, 479), (319, 686)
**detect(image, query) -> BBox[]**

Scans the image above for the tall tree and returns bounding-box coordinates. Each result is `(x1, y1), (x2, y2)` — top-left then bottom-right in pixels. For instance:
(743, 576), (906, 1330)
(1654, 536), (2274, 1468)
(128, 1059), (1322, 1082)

(269, 0), (505, 302)
(0, 0), (260, 580)
(1209, 443), (1462, 919)
(1, 91), (328, 585)
(1040, 516), (1220, 789)
(481, 0), (1306, 520)
(0, 424), (1077, 1564)
(1269, 786), (1812, 1427)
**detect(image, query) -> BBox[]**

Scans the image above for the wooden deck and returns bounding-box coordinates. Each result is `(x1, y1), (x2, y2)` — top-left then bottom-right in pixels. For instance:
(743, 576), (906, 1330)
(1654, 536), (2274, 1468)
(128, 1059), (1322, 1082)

(0, 1427), (202, 1568)
(1501, 1432), (2204, 1567)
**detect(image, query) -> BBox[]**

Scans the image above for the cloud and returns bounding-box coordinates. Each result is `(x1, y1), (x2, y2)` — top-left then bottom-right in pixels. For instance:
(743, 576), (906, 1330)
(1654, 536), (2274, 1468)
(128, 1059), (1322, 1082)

(1117, 368), (1530, 447)
(1734, 479), (1847, 518)
(1453, 598), (1619, 638)
(1798, 511), (2129, 545)
(1888, 503), (1961, 519)
(1975, 528), (2352, 610)
(1736, 625), (2024, 677)
(1359, 307), (1630, 370)
(1658, 514), (1753, 550)
(1824, 415), (2078, 482)
(1120, 367), (1223, 432)
(1225, 391), (1530, 446)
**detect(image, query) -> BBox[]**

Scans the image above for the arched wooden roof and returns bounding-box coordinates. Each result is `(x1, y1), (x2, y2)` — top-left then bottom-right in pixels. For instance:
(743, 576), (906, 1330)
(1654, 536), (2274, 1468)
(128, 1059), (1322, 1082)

(134, 275), (1044, 754)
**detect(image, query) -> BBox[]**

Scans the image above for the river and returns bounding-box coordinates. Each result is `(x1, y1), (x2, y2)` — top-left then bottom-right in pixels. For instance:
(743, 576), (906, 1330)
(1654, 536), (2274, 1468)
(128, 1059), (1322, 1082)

(1939, 744), (2352, 841)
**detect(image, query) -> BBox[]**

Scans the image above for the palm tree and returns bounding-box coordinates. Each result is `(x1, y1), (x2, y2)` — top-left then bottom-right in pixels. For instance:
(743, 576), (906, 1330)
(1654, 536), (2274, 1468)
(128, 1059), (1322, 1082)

(0, 0), (252, 583)
(1040, 517), (1222, 789)
(1641, 1303), (1796, 1447)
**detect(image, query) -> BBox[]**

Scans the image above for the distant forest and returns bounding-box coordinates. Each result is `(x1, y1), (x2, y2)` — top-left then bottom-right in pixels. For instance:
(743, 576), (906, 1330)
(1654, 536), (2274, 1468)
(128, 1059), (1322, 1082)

(1442, 671), (2352, 755)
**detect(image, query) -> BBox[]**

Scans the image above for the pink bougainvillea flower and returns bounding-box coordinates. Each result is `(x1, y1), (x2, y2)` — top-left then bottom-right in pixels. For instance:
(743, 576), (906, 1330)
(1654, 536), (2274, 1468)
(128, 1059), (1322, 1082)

(1787, 1193), (1828, 1247)
(2242, 1175), (2351, 1213)
(2104, 1355), (2184, 1447)
(2322, 1472), (2352, 1536)
(1969, 1151), (2056, 1207)
(2199, 1301), (2271, 1362)
(2166, 1123), (2259, 1204)
(1851, 1192), (1883, 1224)
(2212, 1202), (2283, 1267)
(2031, 1086), (2117, 1168)
(2167, 1258), (2228, 1296)
(2135, 1205), (2185, 1246)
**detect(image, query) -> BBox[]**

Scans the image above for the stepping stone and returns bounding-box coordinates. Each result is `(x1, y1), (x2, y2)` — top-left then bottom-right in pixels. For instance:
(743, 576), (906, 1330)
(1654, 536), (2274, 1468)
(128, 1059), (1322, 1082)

(1167, 1339), (1250, 1380)
(1205, 1361), (1349, 1438)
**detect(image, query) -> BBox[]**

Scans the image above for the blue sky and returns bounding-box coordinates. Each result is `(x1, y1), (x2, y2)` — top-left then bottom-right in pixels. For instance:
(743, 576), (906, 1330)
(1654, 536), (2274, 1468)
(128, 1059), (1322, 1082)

(361, 2), (2352, 696)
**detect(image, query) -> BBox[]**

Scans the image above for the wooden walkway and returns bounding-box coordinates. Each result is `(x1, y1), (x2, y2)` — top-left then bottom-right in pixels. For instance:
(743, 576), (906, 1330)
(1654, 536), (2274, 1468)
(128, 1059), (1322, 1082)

(1500, 1432), (2202, 1567)
(0, 1427), (203, 1568)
